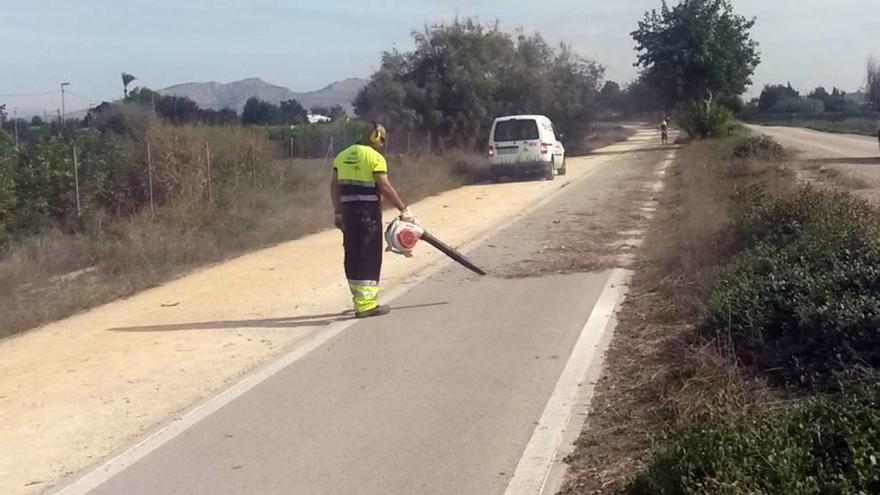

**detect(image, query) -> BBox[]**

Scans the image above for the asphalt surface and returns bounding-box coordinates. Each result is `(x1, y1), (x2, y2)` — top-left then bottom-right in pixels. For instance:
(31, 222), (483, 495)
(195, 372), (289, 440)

(65, 134), (670, 495)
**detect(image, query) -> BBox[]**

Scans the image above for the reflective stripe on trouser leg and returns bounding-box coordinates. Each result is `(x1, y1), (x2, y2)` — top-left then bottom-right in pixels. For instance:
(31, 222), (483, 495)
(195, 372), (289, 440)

(342, 202), (383, 313)
(349, 282), (380, 314)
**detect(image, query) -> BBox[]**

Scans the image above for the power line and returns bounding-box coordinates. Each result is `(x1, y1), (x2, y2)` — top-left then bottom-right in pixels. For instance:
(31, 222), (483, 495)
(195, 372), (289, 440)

(0, 89), (61, 97)
(66, 90), (102, 102)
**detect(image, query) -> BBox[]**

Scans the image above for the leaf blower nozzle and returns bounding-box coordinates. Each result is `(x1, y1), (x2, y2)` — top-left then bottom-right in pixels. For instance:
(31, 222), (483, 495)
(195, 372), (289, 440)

(385, 218), (486, 276)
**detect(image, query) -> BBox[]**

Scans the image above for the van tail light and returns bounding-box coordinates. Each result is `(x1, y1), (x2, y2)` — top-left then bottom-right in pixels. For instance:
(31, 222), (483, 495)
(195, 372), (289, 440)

(488, 145), (495, 158)
(541, 142), (549, 155)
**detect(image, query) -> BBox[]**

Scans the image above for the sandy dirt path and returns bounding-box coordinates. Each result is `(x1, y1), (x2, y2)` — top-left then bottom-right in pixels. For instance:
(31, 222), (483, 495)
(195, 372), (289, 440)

(0, 129), (655, 495)
(748, 125), (880, 202)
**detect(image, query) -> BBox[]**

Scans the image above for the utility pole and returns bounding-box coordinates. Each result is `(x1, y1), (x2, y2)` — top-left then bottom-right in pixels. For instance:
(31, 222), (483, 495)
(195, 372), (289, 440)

(73, 145), (81, 216)
(60, 82), (70, 121)
(13, 107), (19, 149)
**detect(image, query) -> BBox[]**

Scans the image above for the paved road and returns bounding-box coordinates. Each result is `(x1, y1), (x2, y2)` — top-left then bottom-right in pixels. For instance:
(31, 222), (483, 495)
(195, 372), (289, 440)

(748, 124), (879, 160)
(57, 133), (671, 495)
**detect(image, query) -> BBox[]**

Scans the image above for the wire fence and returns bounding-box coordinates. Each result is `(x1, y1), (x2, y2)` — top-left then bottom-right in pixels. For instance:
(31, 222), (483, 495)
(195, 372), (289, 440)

(281, 129), (468, 160)
(40, 128), (475, 224)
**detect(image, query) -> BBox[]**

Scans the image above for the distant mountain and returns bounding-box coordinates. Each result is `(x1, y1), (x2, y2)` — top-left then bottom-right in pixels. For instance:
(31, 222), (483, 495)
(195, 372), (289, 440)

(158, 77), (367, 113)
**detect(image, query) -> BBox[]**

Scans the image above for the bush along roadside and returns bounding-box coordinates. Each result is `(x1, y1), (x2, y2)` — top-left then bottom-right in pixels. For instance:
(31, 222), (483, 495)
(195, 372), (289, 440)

(622, 135), (880, 493)
(704, 185), (880, 388)
(627, 381), (880, 494)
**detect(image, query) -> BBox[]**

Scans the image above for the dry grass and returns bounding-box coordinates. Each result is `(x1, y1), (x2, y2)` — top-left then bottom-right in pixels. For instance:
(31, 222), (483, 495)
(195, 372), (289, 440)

(0, 151), (485, 338)
(560, 135), (793, 494)
(815, 166), (873, 190)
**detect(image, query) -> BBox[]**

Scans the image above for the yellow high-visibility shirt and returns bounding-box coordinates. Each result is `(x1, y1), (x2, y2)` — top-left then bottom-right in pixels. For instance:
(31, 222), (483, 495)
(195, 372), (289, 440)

(333, 144), (388, 203)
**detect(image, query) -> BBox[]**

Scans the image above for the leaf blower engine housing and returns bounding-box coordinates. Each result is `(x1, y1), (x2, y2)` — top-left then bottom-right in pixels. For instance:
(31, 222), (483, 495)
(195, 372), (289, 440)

(385, 218), (424, 257)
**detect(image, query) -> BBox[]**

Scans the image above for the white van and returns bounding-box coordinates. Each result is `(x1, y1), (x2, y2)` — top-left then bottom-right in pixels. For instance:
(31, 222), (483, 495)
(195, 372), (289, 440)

(488, 115), (566, 181)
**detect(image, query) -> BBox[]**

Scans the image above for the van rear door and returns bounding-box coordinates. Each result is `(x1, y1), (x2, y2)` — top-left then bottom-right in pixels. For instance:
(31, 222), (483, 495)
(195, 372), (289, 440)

(491, 118), (541, 164)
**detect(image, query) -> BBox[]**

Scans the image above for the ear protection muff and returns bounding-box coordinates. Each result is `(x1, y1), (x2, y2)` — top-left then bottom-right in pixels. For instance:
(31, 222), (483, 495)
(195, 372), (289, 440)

(368, 122), (386, 145)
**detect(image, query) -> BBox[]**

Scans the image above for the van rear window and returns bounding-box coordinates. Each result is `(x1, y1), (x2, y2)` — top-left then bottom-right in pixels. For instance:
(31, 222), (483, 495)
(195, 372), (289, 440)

(493, 120), (539, 142)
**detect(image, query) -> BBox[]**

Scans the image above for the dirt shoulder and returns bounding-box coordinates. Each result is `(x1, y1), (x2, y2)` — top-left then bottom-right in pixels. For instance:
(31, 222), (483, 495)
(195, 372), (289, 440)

(1, 129), (652, 495)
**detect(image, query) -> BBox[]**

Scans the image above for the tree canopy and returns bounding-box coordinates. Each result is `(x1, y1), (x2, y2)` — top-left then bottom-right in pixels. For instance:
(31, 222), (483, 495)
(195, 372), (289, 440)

(354, 19), (604, 147)
(632, 0), (760, 108)
(758, 83), (799, 112)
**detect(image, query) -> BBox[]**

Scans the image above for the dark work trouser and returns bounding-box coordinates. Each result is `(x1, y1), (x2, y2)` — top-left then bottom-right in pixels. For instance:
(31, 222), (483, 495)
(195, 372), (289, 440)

(342, 201), (383, 313)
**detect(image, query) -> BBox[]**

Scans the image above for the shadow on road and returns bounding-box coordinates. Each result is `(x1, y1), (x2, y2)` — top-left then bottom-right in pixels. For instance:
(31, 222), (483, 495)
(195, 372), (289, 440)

(107, 302), (449, 332)
(805, 157), (880, 166)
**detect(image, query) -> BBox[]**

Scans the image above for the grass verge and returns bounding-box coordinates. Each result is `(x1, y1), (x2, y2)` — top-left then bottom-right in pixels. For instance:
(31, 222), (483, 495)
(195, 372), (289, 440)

(562, 127), (880, 494)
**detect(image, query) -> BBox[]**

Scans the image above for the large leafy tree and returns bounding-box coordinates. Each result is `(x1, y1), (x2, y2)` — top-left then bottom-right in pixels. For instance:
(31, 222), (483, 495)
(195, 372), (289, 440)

(355, 19), (603, 147)
(241, 97), (279, 125)
(278, 99), (308, 125)
(757, 83), (798, 112)
(632, 0), (760, 109)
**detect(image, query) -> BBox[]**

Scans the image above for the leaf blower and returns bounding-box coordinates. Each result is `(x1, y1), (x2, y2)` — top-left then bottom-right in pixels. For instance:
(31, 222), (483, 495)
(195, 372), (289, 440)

(384, 218), (486, 276)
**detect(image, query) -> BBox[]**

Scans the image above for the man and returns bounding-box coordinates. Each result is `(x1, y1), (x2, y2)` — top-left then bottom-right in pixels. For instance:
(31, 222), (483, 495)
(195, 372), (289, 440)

(331, 122), (415, 318)
(659, 118), (669, 145)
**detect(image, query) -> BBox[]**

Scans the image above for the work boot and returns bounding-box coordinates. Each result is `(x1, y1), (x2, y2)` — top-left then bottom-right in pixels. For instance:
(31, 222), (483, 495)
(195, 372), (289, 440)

(356, 305), (391, 319)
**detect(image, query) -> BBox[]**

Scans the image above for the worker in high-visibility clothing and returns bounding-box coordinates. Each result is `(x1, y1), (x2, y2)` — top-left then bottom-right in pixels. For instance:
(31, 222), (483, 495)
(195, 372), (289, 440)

(331, 122), (416, 318)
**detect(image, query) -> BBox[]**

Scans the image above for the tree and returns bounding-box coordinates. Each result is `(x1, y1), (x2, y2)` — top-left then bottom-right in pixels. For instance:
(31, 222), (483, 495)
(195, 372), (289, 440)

(155, 95), (200, 125)
(122, 73), (137, 98)
(599, 81), (624, 114)
(278, 99), (307, 125)
(758, 83), (799, 112)
(355, 19), (603, 147)
(622, 77), (663, 115)
(632, 0), (761, 110)
(241, 97), (280, 125)
(0, 104), (6, 122)
(717, 93), (744, 113)
(808, 86), (829, 101)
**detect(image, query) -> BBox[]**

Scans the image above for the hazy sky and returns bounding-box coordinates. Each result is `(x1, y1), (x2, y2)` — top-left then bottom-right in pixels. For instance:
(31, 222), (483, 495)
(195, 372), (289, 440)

(1, 0), (877, 115)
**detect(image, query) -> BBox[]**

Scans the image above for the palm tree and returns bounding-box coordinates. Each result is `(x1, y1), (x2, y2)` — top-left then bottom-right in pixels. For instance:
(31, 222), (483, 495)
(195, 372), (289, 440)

(122, 72), (137, 99)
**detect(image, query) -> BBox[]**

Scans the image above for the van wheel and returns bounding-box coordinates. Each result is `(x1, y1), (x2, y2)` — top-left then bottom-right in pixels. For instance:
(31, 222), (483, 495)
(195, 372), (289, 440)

(558, 158), (567, 176)
(544, 163), (555, 181)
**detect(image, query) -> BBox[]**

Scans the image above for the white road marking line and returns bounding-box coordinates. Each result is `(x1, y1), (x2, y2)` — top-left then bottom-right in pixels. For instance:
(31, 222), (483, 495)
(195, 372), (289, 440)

(503, 268), (633, 495)
(506, 149), (677, 495)
(51, 141), (644, 495)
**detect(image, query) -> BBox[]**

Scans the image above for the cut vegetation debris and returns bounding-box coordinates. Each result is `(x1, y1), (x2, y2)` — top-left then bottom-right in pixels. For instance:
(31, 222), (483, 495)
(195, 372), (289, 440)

(561, 130), (880, 494)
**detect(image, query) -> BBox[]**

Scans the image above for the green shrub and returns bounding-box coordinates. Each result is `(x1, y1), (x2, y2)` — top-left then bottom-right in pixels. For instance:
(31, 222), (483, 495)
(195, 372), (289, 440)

(704, 186), (880, 385)
(677, 101), (734, 139)
(627, 383), (880, 494)
(732, 135), (786, 162)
